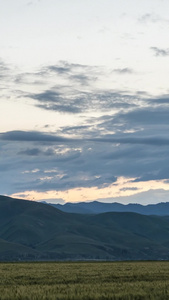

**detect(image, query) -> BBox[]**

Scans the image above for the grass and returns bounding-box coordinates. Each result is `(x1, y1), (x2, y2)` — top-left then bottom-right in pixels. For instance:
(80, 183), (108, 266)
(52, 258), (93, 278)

(0, 261), (169, 299)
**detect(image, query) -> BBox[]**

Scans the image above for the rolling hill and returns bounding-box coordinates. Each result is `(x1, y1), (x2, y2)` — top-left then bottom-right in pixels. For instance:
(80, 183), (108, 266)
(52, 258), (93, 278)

(1, 195), (169, 261)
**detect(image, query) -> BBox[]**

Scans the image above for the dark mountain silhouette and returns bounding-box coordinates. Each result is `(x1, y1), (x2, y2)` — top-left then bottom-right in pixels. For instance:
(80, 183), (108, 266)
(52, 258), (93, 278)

(1, 195), (169, 261)
(49, 200), (169, 215)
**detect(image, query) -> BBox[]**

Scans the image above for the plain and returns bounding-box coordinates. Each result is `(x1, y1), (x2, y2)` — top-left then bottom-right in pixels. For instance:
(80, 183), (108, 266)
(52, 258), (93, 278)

(0, 261), (169, 299)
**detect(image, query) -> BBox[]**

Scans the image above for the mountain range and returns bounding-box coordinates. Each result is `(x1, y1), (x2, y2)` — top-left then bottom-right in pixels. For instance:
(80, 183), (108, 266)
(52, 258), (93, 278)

(48, 201), (169, 215)
(1, 195), (169, 261)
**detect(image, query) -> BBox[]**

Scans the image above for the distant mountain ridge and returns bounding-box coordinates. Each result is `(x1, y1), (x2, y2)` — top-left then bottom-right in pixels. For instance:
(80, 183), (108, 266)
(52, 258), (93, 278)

(48, 201), (169, 215)
(2, 195), (169, 261)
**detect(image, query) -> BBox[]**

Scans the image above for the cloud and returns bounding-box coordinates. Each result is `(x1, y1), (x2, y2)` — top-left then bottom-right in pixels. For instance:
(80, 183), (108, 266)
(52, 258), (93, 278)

(6, 60), (139, 115)
(0, 59), (13, 82)
(0, 60), (9, 74)
(1, 104), (169, 195)
(0, 130), (75, 143)
(147, 95), (169, 105)
(30, 90), (84, 113)
(18, 61), (138, 114)
(2, 59), (169, 197)
(120, 187), (139, 192)
(18, 148), (42, 156)
(2, 92), (169, 193)
(138, 13), (169, 24)
(114, 107), (169, 125)
(27, 89), (138, 114)
(2, 127), (169, 148)
(113, 68), (134, 74)
(18, 147), (57, 156)
(39, 61), (99, 85)
(151, 47), (169, 56)
(69, 74), (94, 85)
(92, 136), (169, 146)
(93, 105), (169, 138)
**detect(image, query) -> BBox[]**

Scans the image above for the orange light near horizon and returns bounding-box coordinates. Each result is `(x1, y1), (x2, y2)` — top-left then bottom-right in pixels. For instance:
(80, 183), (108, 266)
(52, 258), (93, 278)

(10, 177), (169, 204)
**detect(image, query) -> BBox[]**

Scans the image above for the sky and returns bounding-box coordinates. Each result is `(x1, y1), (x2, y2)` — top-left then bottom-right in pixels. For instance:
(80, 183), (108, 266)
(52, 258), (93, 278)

(1, 0), (169, 204)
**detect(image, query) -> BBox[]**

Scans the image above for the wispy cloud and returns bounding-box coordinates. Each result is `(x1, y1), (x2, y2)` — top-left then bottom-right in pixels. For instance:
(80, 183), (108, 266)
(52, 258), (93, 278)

(26, 88), (139, 114)
(138, 13), (169, 24)
(38, 61), (99, 85)
(112, 68), (134, 74)
(0, 59), (13, 82)
(151, 47), (169, 56)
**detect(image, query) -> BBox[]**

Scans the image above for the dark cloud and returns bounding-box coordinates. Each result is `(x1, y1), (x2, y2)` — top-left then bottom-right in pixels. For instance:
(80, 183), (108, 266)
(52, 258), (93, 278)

(151, 47), (169, 56)
(27, 89), (139, 114)
(148, 96), (169, 105)
(0, 130), (76, 143)
(2, 128), (169, 148)
(91, 136), (169, 146)
(113, 107), (169, 125)
(93, 106), (169, 137)
(32, 90), (83, 113)
(18, 148), (42, 156)
(1, 130), (169, 195)
(3, 138), (167, 193)
(18, 147), (56, 156)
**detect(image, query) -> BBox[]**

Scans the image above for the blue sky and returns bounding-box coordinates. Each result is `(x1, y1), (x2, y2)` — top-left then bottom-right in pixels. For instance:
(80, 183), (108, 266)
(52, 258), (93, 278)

(1, 0), (169, 204)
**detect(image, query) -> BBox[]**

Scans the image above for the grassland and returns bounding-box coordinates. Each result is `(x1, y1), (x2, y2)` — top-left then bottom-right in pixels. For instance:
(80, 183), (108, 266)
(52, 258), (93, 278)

(0, 261), (169, 299)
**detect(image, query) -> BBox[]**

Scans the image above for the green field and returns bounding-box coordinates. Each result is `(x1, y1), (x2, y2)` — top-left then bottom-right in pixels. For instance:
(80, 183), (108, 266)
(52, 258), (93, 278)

(0, 261), (169, 299)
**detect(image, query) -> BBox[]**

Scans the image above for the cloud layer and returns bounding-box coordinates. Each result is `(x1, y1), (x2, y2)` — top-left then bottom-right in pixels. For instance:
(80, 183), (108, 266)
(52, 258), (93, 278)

(1, 79), (169, 198)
